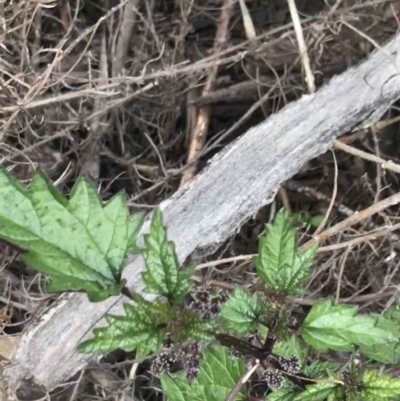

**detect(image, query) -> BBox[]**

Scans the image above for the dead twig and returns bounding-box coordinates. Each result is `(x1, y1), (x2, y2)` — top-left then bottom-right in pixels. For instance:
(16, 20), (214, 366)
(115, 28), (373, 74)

(314, 151), (338, 235)
(334, 140), (400, 175)
(113, 0), (141, 77)
(318, 222), (400, 252)
(287, 0), (315, 92)
(300, 192), (400, 251)
(179, 0), (235, 187)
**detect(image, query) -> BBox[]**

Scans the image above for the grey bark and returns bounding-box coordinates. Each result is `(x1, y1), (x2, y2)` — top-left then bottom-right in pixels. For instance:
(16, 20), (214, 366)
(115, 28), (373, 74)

(6, 33), (400, 392)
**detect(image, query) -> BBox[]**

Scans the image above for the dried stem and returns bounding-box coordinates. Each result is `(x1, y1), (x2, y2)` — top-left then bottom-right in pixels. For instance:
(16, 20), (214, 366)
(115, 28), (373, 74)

(179, 0), (235, 187)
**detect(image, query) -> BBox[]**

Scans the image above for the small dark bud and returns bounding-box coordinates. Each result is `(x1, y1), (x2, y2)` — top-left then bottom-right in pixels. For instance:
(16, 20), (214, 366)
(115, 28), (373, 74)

(218, 291), (230, 303)
(207, 300), (220, 317)
(188, 299), (203, 311)
(228, 346), (243, 358)
(341, 368), (350, 381)
(196, 292), (209, 302)
(244, 332), (258, 344)
(277, 355), (301, 374)
(263, 369), (285, 390)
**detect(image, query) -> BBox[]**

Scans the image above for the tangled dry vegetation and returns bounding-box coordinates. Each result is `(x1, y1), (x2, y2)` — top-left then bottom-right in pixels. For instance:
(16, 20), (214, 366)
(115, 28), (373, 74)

(2, 0), (400, 399)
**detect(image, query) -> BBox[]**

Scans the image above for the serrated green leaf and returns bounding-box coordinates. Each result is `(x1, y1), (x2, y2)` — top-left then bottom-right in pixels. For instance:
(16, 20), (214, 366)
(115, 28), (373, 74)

(77, 293), (167, 355)
(266, 389), (300, 401)
(294, 382), (339, 401)
(142, 208), (193, 302)
(254, 209), (297, 289)
(195, 345), (246, 401)
(303, 361), (341, 379)
(178, 311), (216, 342)
(361, 370), (400, 400)
(161, 345), (245, 401)
(253, 209), (317, 295)
(220, 287), (263, 336)
(300, 299), (396, 352)
(274, 244), (318, 295)
(161, 373), (197, 401)
(0, 169), (144, 302)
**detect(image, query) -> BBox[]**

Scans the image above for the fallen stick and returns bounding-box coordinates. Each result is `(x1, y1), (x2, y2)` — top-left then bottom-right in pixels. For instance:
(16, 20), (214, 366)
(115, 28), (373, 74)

(6, 32), (400, 393)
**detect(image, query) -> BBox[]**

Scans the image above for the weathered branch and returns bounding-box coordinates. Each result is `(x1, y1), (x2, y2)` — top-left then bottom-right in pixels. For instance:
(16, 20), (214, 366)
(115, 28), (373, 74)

(6, 33), (400, 392)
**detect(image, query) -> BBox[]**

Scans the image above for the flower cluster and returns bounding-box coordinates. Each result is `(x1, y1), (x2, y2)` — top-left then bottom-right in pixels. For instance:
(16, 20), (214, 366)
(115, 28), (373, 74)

(188, 291), (228, 320)
(150, 343), (201, 381)
(182, 342), (201, 381)
(263, 368), (285, 389)
(150, 351), (178, 375)
(277, 355), (302, 374)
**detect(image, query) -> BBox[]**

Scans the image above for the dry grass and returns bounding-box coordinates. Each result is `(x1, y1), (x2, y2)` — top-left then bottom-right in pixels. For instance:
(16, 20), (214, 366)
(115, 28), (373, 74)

(2, 0), (400, 399)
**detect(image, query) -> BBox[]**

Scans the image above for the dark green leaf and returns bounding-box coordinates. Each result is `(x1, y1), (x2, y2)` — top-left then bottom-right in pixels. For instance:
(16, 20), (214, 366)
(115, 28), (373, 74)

(303, 361), (341, 379)
(178, 311), (216, 343)
(77, 293), (167, 355)
(301, 299), (396, 352)
(220, 287), (263, 336)
(0, 170), (144, 302)
(160, 345), (245, 401)
(274, 244), (318, 295)
(294, 382), (339, 401)
(361, 370), (400, 400)
(142, 208), (193, 302)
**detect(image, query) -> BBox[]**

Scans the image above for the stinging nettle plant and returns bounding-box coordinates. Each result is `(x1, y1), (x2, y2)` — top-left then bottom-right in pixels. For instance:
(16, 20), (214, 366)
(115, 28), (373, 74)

(2, 168), (400, 401)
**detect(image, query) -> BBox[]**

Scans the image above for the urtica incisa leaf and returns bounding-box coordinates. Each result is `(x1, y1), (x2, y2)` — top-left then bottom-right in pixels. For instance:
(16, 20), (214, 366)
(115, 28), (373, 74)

(253, 208), (318, 295)
(142, 208), (194, 303)
(77, 293), (168, 356)
(0, 169), (144, 302)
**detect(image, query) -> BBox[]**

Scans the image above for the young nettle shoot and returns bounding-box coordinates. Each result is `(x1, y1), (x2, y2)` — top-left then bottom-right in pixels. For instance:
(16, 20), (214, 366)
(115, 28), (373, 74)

(2, 170), (400, 401)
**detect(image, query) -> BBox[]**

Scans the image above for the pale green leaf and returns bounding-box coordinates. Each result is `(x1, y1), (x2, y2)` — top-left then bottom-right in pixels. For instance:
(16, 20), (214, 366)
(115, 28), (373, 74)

(266, 389), (300, 401)
(195, 345), (246, 401)
(77, 293), (167, 354)
(142, 208), (193, 302)
(301, 299), (396, 352)
(360, 314), (400, 364)
(220, 287), (263, 335)
(0, 170), (144, 302)
(254, 209), (297, 289)
(361, 370), (400, 400)
(161, 373), (196, 401)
